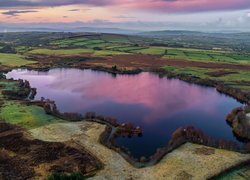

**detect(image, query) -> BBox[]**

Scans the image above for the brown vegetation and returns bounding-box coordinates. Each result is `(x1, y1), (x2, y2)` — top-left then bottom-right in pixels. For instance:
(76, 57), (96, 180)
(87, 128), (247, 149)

(0, 121), (102, 180)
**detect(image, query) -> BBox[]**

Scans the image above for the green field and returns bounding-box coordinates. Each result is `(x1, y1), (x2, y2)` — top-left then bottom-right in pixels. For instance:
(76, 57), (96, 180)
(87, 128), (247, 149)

(0, 101), (61, 129)
(0, 79), (62, 129)
(46, 34), (250, 64)
(29, 48), (94, 55)
(162, 49), (250, 64)
(0, 53), (35, 67)
(163, 66), (211, 79)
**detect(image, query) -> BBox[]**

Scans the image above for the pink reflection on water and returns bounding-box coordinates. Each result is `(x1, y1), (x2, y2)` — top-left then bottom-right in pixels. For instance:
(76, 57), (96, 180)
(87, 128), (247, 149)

(7, 69), (221, 124)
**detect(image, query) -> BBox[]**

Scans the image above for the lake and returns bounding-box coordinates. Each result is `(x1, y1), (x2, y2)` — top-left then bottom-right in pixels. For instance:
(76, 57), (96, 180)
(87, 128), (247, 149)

(6, 68), (243, 158)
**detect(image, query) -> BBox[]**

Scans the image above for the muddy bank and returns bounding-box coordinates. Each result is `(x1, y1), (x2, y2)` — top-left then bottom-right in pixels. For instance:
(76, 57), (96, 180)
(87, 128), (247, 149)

(0, 121), (102, 180)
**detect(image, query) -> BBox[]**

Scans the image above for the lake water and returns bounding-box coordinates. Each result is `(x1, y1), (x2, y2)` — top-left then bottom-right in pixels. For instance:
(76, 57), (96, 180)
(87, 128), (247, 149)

(6, 68), (243, 158)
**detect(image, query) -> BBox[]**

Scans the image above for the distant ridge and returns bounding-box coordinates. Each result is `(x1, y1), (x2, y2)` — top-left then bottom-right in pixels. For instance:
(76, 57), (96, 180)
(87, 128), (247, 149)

(0, 26), (139, 34)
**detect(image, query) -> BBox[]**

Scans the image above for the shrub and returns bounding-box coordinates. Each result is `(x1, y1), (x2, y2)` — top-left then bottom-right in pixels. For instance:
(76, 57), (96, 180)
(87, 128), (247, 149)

(48, 172), (86, 180)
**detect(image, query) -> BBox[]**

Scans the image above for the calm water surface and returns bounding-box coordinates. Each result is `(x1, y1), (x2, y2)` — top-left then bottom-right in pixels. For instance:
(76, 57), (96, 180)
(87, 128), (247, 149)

(6, 68), (243, 158)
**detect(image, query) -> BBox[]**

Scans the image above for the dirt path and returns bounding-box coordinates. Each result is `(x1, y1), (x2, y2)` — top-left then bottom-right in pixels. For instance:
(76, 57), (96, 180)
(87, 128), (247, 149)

(30, 121), (250, 180)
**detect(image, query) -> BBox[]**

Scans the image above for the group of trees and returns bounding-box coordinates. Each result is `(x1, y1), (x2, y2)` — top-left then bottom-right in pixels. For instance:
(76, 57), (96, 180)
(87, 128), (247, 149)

(0, 44), (16, 53)
(169, 126), (250, 152)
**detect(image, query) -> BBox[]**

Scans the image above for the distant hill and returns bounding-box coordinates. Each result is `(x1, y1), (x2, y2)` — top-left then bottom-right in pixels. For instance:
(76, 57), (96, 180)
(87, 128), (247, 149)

(0, 26), (139, 35)
(137, 30), (250, 52)
(139, 30), (250, 38)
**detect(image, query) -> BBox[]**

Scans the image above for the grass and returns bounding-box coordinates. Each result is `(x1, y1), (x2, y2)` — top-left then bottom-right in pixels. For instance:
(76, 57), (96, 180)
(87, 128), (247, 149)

(162, 48), (250, 64)
(0, 80), (19, 91)
(163, 66), (211, 79)
(100, 34), (131, 43)
(29, 48), (129, 57)
(47, 36), (250, 65)
(0, 53), (35, 67)
(163, 65), (250, 92)
(0, 101), (61, 129)
(131, 47), (166, 55)
(29, 48), (94, 55)
(93, 50), (129, 56)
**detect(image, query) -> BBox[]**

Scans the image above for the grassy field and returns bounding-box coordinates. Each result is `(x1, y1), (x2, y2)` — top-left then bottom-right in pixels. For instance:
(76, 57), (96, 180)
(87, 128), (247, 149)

(163, 65), (250, 91)
(162, 49), (250, 64)
(29, 48), (129, 56)
(0, 53), (35, 67)
(0, 101), (61, 129)
(163, 66), (211, 79)
(128, 46), (250, 64)
(0, 79), (62, 129)
(46, 34), (250, 64)
(29, 48), (94, 55)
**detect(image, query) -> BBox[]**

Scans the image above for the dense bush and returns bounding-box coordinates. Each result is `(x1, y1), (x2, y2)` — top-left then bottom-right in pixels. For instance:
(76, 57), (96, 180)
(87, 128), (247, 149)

(48, 172), (86, 180)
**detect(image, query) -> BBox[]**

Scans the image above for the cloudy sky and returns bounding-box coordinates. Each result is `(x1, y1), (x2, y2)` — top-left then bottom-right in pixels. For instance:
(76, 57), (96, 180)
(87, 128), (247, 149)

(0, 0), (250, 31)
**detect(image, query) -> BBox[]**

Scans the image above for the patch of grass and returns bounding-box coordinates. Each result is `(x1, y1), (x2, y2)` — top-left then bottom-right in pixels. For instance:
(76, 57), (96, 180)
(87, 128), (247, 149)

(112, 46), (146, 52)
(131, 47), (166, 55)
(0, 53), (35, 67)
(29, 48), (94, 55)
(162, 48), (250, 64)
(0, 101), (62, 129)
(163, 66), (211, 78)
(163, 66), (250, 92)
(93, 50), (129, 56)
(0, 80), (19, 91)
(50, 38), (88, 46)
(100, 34), (130, 43)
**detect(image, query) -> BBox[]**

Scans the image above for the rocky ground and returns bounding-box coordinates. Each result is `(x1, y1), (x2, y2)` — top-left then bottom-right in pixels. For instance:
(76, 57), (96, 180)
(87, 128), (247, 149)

(30, 121), (250, 180)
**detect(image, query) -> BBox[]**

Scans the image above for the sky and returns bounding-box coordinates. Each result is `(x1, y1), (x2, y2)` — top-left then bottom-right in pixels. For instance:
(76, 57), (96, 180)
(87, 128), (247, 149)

(0, 0), (250, 31)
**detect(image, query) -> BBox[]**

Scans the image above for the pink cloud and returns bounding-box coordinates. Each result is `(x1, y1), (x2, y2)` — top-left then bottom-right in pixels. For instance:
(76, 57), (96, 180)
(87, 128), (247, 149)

(121, 0), (250, 13)
(1, 0), (250, 13)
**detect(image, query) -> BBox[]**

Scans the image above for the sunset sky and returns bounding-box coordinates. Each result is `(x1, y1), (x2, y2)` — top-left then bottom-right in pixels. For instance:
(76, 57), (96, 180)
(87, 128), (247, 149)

(1, 0), (250, 31)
